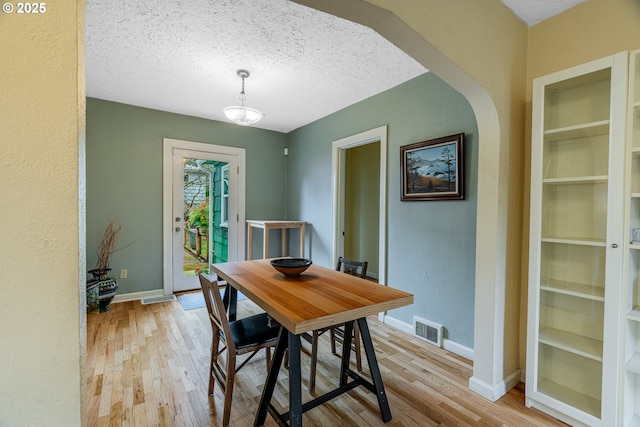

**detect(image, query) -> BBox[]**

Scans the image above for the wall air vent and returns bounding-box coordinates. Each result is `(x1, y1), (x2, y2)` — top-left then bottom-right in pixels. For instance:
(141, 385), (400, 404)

(413, 316), (443, 348)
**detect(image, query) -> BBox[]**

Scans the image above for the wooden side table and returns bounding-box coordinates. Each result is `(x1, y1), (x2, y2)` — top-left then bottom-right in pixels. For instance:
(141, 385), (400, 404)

(246, 220), (306, 259)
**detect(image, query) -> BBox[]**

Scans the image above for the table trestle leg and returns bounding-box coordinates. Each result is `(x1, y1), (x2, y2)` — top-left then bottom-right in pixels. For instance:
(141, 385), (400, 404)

(255, 327), (288, 426)
(288, 333), (303, 426)
(255, 318), (392, 426)
(339, 321), (355, 387)
(356, 317), (392, 422)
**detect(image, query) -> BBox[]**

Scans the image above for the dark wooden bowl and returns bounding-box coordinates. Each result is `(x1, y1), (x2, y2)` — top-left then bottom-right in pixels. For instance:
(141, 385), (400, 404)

(270, 258), (312, 277)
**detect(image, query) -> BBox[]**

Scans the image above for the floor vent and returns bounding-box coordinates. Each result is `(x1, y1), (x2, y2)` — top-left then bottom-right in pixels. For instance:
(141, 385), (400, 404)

(141, 295), (177, 305)
(413, 317), (443, 348)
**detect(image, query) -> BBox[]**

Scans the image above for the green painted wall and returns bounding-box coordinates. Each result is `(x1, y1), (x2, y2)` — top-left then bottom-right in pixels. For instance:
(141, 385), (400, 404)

(286, 73), (478, 347)
(86, 98), (287, 294)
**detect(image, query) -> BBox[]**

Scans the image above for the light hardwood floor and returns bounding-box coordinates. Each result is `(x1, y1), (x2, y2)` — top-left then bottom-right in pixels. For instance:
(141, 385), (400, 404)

(86, 297), (567, 427)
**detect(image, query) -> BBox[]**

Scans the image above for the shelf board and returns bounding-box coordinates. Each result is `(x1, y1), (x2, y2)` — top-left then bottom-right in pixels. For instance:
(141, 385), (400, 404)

(634, 100), (640, 109)
(627, 352), (640, 374)
(630, 244), (640, 250)
(539, 327), (603, 361)
(632, 147), (640, 155)
(544, 120), (610, 141)
(540, 279), (604, 301)
(541, 237), (606, 247)
(537, 379), (601, 419)
(628, 306), (640, 321)
(542, 176), (608, 185)
(631, 193), (640, 198)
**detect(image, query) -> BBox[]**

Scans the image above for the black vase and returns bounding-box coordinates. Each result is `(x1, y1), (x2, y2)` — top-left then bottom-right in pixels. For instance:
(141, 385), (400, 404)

(87, 268), (118, 312)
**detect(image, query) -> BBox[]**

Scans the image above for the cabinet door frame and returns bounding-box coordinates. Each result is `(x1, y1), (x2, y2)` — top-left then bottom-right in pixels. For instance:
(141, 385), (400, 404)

(526, 51), (628, 427)
(622, 48), (640, 427)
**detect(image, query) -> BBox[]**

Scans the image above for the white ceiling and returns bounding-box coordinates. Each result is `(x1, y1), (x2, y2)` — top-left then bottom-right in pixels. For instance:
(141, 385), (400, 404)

(85, 0), (588, 133)
(501, 0), (588, 26)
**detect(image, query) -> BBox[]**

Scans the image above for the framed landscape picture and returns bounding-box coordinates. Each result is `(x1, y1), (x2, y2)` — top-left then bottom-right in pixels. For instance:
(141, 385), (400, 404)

(400, 133), (464, 201)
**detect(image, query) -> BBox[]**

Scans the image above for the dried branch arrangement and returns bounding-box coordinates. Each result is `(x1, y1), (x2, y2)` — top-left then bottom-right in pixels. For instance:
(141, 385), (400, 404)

(95, 218), (122, 271)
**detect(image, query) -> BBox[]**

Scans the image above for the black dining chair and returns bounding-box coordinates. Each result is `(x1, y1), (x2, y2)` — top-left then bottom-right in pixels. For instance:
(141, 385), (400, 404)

(198, 272), (280, 427)
(305, 256), (368, 394)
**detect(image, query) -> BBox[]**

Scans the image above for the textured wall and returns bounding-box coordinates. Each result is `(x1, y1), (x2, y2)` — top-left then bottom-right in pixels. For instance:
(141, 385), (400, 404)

(0, 2), (84, 425)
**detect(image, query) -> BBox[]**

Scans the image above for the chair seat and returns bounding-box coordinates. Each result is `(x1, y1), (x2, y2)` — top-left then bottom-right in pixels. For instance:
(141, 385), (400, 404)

(230, 313), (280, 350)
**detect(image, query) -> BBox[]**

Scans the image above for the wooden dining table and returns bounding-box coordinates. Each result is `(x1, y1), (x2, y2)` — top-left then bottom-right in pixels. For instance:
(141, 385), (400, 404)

(211, 258), (414, 427)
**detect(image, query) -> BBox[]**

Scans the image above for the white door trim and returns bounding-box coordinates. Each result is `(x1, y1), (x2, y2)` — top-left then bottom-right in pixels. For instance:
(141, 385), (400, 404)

(330, 125), (387, 288)
(162, 138), (246, 295)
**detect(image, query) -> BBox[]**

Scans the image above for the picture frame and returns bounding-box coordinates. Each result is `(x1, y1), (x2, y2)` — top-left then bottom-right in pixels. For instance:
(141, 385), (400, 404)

(400, 133), (464, 201)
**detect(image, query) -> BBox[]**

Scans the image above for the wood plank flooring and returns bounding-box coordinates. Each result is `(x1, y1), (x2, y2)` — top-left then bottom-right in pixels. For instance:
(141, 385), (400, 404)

(86, 297), (567, 426)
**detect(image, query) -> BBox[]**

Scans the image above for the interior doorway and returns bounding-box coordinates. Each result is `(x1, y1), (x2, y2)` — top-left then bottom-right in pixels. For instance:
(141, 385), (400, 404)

(343, 142), (380, 279)
(331, 125), (387, 285)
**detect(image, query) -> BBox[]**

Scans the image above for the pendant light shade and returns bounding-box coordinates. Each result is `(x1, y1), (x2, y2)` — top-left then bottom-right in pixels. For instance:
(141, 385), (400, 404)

(223, 105), (263, 126)
(223, 70), (263, 126)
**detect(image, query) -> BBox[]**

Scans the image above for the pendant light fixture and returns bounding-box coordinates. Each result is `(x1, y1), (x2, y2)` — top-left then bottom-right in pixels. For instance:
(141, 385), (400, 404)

(223, 69), (263, 126)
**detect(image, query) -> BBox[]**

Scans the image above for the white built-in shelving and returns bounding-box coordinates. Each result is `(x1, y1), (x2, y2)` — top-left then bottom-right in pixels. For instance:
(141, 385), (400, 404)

(526, 51), (630, 427)
(624, 49), (640, 427)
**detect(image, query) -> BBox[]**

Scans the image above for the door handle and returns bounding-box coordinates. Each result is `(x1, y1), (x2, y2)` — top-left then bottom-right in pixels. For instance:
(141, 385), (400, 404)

(175, 227), (181, 232)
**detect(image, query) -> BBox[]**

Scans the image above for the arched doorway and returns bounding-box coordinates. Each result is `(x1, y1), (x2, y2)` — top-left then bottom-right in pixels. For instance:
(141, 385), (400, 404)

(293, 0), (523, 401)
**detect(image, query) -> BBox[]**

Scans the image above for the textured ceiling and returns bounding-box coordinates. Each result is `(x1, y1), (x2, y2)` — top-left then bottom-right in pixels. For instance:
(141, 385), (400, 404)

(501, 0), (588, 25)
(85, 0), (427, 133)
(85, 0), (587, 133)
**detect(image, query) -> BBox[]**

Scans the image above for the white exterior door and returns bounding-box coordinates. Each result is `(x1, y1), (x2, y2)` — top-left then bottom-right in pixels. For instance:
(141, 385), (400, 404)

(163, 139), (245, 294)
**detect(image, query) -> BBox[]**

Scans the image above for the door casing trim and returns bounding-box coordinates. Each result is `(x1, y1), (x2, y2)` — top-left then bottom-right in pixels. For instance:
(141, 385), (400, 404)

(330, 125), (387, 293)
(162, 138), (246, 295)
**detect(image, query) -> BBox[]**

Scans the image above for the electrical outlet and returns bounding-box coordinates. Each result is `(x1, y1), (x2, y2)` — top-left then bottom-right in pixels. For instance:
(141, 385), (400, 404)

(120, 269), (127, 279)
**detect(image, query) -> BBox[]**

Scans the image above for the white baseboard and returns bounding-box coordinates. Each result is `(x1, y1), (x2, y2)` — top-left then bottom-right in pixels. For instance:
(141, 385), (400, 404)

(382, 315), (474, 361)
(469, 369), (521, 402)
(443, 339), (474, 360)
(112, 289), (166, 303)
(382, 314), (413, 334)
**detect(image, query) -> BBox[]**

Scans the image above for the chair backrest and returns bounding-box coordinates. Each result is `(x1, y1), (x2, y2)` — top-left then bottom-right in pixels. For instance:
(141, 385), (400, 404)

(198, 273), (236, 353)
(336, 256), (368, 279)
